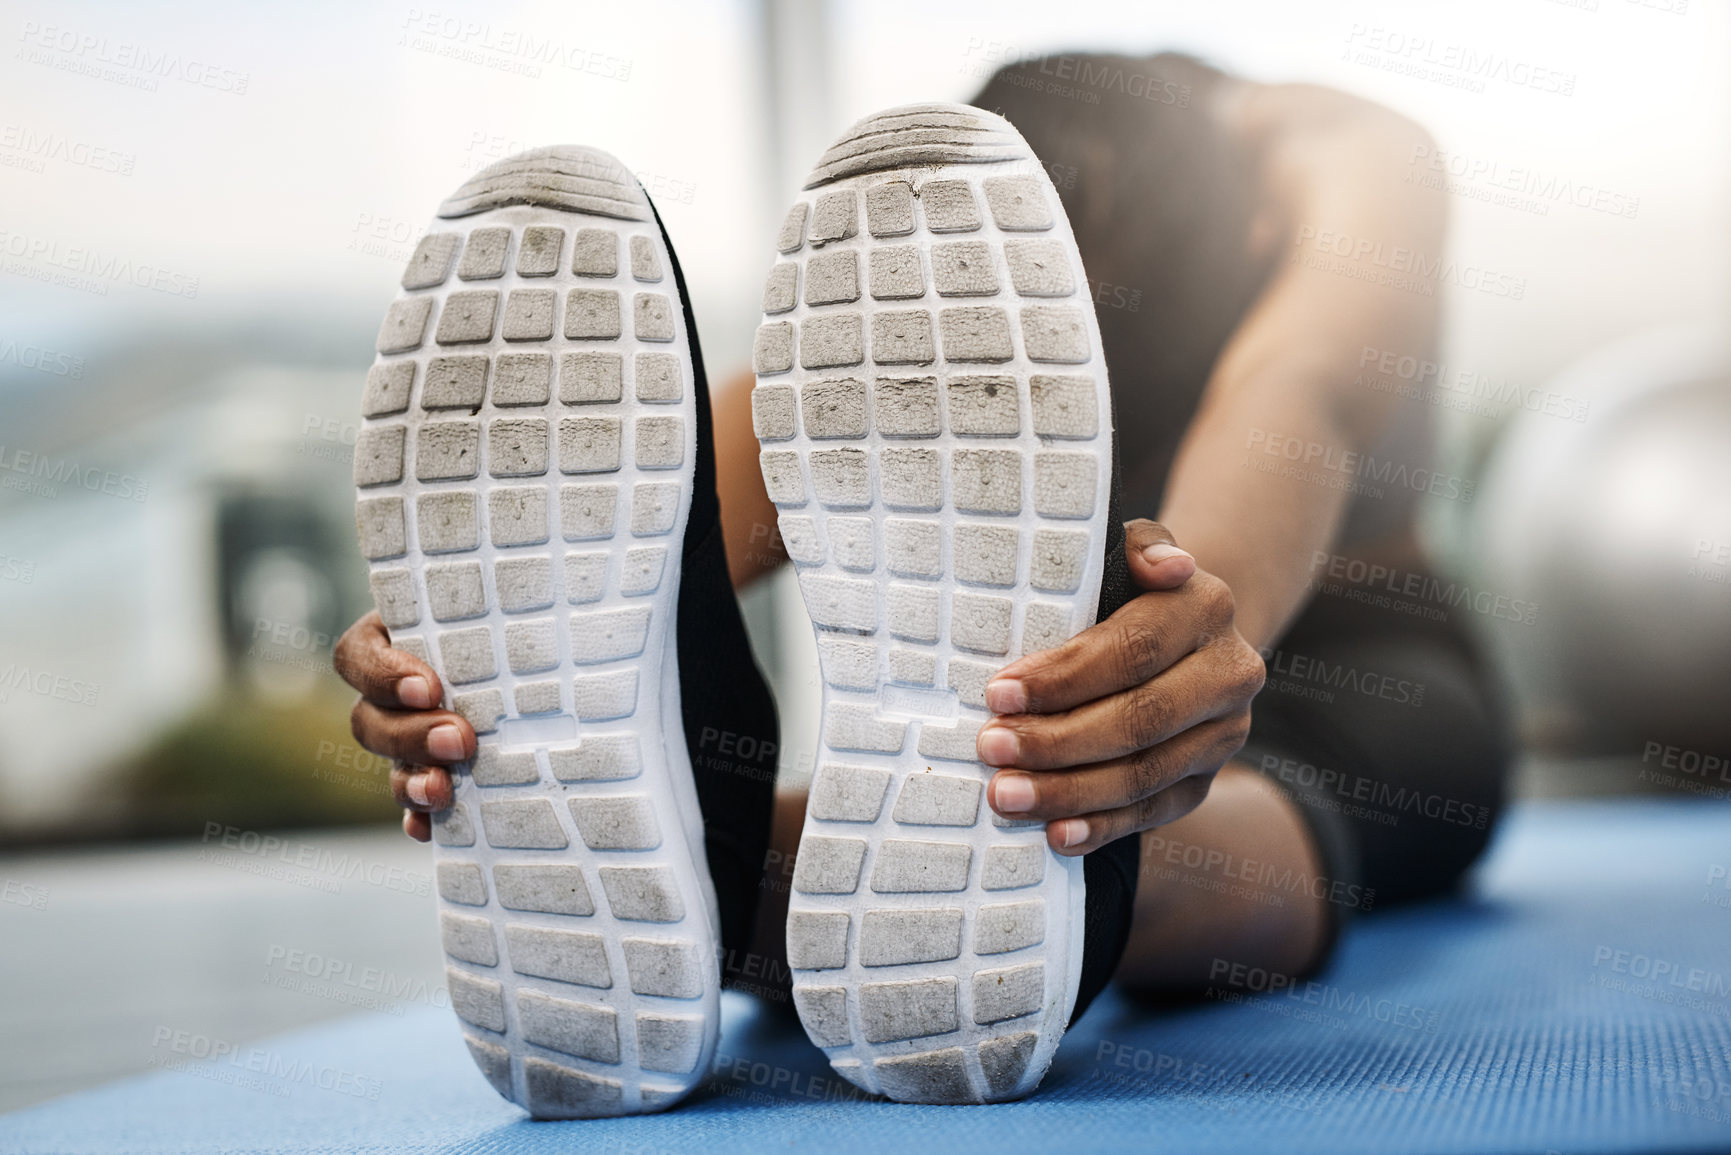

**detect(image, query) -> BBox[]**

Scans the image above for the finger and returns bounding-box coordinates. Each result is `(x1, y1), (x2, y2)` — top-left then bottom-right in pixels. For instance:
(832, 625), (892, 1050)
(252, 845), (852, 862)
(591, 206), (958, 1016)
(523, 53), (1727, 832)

(985, 571), (1235, 717)
(390, 764), (455, 812)
(334, 610), (442, 709)
(403, 810), (431, 842)
(351, 699), (476, 764)
(1124, 519), (1196, 591)
(1047, 773), (1216, 857)
(982, 636), (1262, 770)
(987, 715), (1248, 821)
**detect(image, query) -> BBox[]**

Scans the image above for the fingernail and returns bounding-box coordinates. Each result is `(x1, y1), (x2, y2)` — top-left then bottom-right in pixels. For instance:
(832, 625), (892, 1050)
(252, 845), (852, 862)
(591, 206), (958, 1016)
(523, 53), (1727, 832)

(398, 676), (433, 709)
(977, 727), (1020, 767)
(1053, 818), (1090, 849)
(985, 678), (1027, 715)
(993, 774), (1035, 814)
(406, 774), (429, 807)
(1143, 543), (1193, 566)
(427, 724), (465, 762)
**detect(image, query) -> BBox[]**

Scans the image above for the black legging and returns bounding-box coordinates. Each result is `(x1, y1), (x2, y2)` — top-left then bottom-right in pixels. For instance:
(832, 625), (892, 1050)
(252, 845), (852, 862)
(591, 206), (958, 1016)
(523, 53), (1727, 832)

(1240, 570), (1513, 959)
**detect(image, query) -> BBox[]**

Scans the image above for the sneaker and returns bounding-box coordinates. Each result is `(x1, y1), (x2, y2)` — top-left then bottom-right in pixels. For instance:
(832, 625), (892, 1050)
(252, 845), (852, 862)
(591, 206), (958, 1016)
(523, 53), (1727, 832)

(352, 145), (778, 1118)
(752, 103), (1137, 1103)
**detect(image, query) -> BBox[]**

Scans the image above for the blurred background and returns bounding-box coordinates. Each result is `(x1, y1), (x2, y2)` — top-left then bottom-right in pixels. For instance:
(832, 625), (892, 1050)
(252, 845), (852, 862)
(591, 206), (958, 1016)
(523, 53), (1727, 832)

(2, 0), (1727, 1113)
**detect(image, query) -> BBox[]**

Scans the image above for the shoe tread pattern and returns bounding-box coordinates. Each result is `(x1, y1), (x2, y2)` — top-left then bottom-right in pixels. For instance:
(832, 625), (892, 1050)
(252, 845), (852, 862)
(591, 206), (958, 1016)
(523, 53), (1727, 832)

(756, 106), (1114, 1104)
(357, 146), (716, 1119)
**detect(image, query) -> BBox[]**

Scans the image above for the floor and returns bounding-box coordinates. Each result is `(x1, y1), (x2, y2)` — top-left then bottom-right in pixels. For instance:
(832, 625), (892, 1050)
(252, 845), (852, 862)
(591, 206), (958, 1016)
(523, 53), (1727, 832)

(3, 799), (1730, 1153)
(0, 827), (443, 1113)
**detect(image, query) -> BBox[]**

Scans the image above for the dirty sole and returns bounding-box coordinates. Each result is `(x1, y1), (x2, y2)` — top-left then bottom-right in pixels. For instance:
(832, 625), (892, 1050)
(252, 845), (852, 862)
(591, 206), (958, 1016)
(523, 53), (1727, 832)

(752, 104), (1115, 1103)
(353, 145), (720, 1118)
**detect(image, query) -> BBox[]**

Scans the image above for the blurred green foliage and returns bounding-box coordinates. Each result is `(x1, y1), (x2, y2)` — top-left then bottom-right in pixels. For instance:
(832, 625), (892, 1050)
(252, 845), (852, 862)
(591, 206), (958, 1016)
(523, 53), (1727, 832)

(105, 686), (398, 839)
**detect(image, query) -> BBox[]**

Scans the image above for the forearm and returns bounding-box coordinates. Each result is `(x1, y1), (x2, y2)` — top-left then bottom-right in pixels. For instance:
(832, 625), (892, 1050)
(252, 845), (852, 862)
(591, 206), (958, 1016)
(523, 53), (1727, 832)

(1156, 358), (1359, 651)
(1157, 263), (1439, 649)
(1157, 85), (1445, 648)
(713, 367), (787, 588)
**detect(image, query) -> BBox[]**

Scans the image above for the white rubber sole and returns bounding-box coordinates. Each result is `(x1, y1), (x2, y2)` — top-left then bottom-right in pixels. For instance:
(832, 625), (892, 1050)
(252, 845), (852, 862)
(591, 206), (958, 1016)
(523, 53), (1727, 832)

(353, 146), (721, 1118)
(753, 104), (1115, 1103)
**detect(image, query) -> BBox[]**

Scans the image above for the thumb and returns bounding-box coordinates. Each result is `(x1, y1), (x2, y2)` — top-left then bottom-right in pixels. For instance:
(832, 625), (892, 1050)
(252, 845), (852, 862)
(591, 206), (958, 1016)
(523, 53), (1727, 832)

(1125, 519), (1196, 591)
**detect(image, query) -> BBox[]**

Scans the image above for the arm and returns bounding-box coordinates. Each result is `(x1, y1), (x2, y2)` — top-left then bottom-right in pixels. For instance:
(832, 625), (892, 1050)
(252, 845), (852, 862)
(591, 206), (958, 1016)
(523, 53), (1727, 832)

(1158, 83), (1446, 648)
(714, 366), (787, 588)
(979, 84), (1448, 851)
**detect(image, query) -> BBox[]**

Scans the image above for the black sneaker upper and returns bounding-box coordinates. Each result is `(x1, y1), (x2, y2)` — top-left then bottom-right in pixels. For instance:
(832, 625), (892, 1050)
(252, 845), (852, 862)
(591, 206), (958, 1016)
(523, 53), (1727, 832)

(649, 199), (781, 985)
(1072, 429), (1141, 1025)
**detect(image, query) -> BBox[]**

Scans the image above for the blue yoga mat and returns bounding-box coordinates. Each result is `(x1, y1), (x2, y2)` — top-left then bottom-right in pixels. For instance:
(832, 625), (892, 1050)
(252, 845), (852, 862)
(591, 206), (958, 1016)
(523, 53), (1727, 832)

(4, 799), (1729, 1154)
